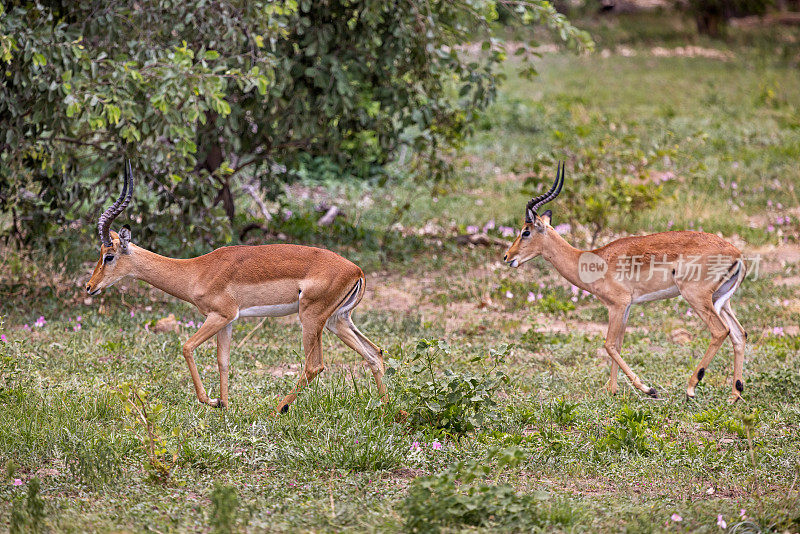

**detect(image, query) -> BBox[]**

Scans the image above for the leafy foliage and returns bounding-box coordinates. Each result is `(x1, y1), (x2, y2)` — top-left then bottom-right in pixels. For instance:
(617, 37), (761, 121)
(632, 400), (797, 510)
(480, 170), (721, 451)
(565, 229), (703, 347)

(10, 478), (46, 534)
(404, 446), (580, 533)
(210, 482), (240, 534)
(112, 383), (177, 482)
(594, 405), (656, 456)
(386, 339), (509, 437)
(0, 0), (591, 252)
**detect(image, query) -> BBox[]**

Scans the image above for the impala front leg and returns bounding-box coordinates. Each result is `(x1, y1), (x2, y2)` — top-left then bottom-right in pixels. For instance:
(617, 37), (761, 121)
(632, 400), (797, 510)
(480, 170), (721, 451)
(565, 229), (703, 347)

(215, 323), (233, 408)
(182, 313), (234, 408)
(605, 305), (629, 395)
(604, 304), (657, 398)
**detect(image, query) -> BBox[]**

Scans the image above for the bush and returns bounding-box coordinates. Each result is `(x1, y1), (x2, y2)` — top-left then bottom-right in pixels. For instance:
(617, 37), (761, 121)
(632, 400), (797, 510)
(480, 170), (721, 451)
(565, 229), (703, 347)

(0, 0), (592, 252)
(386, 339), (509, 437)
(594, 405), (657, 456)
(404, 446), (581, 533)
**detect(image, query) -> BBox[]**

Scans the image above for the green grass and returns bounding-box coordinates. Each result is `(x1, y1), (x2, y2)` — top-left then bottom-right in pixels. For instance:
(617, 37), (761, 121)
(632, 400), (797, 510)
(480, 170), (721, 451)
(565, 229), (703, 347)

(2, 15), (800, 533)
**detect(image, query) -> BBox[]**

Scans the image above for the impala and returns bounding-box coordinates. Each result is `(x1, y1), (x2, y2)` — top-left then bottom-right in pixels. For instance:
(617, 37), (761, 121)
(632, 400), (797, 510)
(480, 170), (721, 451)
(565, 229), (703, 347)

(86, 162), (386, 412)
(504, 162), (747, 402)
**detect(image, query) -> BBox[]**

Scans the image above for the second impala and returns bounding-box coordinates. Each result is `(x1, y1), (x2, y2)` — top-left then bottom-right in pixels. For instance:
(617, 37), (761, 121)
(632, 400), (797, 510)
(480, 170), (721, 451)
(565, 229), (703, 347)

(504, 162), (748, 402)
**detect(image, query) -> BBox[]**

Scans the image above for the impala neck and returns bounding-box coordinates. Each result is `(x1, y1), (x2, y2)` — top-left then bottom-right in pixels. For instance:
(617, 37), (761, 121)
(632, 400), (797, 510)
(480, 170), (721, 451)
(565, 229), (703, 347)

(541, 228), (591, 292)
(128, 245), (197, 303)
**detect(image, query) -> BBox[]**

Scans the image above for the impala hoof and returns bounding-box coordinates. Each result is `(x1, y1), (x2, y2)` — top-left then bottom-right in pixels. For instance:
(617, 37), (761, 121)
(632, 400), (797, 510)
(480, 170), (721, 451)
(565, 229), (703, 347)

(280, 404), (289, 413)
(647, 387), (659, 399)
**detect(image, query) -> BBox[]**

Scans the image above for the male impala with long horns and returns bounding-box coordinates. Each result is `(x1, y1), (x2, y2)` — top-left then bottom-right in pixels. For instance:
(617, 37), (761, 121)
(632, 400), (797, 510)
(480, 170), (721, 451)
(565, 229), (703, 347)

(86, 161), (386, 412)
(504, 162), (747, 402)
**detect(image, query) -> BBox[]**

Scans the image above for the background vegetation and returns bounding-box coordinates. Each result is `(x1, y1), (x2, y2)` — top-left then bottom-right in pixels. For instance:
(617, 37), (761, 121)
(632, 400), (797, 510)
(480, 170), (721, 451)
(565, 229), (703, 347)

(2, 1), (800, 532)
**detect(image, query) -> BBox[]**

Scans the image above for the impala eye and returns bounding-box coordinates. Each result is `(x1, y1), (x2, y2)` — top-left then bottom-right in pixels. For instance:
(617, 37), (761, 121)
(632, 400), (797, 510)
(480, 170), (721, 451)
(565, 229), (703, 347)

(104, 254), (115, 264)
(522, 230), (531, 237)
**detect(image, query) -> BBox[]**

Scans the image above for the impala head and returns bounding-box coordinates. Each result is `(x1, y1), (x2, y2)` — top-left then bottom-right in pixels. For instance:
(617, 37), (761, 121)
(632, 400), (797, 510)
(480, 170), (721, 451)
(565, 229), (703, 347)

(504, 161), (565, 268)
(86, 161), (135, 295)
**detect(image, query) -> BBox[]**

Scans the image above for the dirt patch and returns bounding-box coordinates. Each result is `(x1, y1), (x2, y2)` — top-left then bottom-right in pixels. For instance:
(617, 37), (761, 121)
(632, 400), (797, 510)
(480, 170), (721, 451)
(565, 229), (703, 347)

(746, 243), (800, 274)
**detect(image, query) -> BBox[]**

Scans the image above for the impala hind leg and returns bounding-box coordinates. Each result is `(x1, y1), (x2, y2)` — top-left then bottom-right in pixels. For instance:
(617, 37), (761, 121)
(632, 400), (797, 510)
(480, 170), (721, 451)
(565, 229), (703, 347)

(275, 312), (327, 414)
(604, 304), (657, 397)
(183, 313), (236, 407)
(215, 323), (233, 408)
(680, 292), (729, 399)
(721, 301), (746, 403)
(326, 310), (387, 401)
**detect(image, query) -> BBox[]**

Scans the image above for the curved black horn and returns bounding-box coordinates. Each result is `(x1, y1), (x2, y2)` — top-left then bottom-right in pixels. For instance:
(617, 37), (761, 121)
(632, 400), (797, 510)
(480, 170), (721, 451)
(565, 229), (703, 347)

(98, 160), (133, 247)
(525, 161), (564, 221)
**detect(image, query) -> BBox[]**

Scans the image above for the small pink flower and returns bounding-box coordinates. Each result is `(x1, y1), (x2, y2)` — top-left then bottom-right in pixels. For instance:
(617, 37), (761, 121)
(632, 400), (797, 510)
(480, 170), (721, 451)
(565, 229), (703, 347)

(34, 316), (46, 328)
(76, 316), (82, 322)
(431, 440), (442, 450)
(13, 479), (22, 486)
(130, 310), (135, 317)
(686, 309), (693, 317)
(717, 515), (727, 529)
(355, 439), (359, 444)
(0, 334), (6, 343)
(581, 290), (591, 298)
(671, 513), (683, 522)
(527, 292), (537, 302)
(500, 226), (515, 237)
(505, 291), (513, 299)
(144, 324), (150, 332)
(536, 293), (543, 300)
(466, 225), (479, 234)
(483, 219), (495, 232)
(283, 210), (293, 220)
(23, 324), (30, 331)
(571, 296), (578, 302)
(667, 220), (674, 229)
(73, 324), (81, 332)
(772, 326), (784, 337)
(767, 200), (773, 207)
(740, 509), (747, 519)
(186, 320), (195, 328)
(411, 441), (421, 452)
(570, 285), (579, 295)
(767, 225), (775, 232)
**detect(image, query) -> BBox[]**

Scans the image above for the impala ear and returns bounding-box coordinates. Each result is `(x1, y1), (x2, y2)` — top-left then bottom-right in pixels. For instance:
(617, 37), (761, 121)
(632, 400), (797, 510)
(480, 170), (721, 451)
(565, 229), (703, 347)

(540, 210), (552, 227)
(118, 225), (132, 253)
(526, 208), (536, 224)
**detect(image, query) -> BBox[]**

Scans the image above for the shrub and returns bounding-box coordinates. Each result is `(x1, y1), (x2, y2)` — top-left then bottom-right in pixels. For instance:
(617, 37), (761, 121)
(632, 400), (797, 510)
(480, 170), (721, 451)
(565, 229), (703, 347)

(404, 446), (581, 533)
(594, 406), (657, 456)
(386, 339), (509, 437)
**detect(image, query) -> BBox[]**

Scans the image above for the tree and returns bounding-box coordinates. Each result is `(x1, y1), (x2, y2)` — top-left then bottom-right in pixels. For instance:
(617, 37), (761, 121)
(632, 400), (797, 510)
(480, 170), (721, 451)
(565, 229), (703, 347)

(0, 0), (592, 253)
(683, 0), (773, 36)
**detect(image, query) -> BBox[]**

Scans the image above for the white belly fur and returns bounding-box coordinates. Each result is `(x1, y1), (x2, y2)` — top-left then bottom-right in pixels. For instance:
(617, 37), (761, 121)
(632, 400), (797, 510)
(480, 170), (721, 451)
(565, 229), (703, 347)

(239, 302), (299, 318)
(631, 286), (681, 305)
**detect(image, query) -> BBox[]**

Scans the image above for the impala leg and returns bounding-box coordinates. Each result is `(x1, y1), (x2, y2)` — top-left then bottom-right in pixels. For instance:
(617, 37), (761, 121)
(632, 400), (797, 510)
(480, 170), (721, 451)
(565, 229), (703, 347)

(680, 293), (729, 400)
(326, 311), (387, 401)
(275, 317), (326, 414)
(605, 305), (630, 395)
(604, 304), (656, 397)
(215, 323), (233, 408)
(183, 313), (235, 407)
(721, 301), (746, 403)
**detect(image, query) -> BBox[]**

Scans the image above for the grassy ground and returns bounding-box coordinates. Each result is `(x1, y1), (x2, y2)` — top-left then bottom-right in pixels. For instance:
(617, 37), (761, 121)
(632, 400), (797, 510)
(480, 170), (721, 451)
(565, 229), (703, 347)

(2, 15), (800, 533)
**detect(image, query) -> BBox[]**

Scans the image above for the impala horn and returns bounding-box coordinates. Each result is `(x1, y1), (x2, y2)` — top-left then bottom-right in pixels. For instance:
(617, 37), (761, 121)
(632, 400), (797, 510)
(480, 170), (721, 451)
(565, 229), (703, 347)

(98, 160), (133, 247)
(525, 160), (565, 223)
